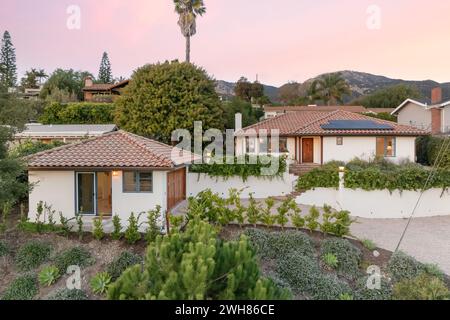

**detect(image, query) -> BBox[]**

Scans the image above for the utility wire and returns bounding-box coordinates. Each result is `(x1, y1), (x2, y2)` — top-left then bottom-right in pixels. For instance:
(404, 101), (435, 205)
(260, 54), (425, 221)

(395, 136), (450, 252)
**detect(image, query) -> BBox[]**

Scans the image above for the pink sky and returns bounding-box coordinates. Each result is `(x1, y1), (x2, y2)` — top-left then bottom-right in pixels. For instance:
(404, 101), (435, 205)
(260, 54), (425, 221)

(1, 0), (449, 86)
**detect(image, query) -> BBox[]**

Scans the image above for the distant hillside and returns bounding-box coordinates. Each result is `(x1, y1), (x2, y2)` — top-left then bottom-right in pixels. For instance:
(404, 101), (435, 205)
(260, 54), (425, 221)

(216, 71), (450, 104)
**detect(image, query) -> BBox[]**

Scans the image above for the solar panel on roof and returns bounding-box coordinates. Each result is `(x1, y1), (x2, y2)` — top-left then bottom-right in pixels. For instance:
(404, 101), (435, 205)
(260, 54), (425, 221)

(321, 120), (394, 130)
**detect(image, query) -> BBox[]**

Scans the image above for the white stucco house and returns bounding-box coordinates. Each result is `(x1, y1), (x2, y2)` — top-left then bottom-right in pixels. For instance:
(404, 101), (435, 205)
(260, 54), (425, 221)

(235, 110), (427, 166)
(391, 87), (450, 135)
(26, 130), (193, 227)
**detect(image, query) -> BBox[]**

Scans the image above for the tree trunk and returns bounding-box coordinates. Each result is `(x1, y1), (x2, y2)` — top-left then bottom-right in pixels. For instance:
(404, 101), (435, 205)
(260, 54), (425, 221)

(185, 36), (191, 63)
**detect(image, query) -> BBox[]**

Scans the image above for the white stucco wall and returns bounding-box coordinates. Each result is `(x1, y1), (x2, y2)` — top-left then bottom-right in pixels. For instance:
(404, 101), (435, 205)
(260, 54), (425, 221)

(443, 105), (450, 133)
(187, 171), (297, 198)
(28, 170), (168, 226)
(322, 136), (416, 164)
(235, 136), (294, 159)
(296, 187), (450, 219)
(397, 102), (431, 130)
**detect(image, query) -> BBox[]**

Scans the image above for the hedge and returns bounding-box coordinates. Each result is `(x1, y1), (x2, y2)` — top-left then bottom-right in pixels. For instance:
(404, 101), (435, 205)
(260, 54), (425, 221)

(39, 102), (116, 124)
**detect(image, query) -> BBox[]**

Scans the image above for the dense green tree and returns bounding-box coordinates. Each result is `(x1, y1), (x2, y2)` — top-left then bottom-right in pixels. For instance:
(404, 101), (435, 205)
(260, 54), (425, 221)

(312, 73), (350, 105)
(98, 52), (113, 84)
(234, 77), (265, 104)
(107, 218), (290, 300)
(0, 31), (17, 88)
(39, 102), (115, 125)
(115, 61), (223, 143)
(222, 98), (264, 129)
(352, 84), (422, 109)
(174, 0), (206, 63)
(40, 69), (93, 102)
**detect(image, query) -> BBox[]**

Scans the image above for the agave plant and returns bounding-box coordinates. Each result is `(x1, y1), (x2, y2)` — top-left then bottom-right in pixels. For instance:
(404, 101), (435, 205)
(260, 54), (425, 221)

(39, 266), (60, 287)
(90, 272), (112, 295)
(322, 253), (339, 270)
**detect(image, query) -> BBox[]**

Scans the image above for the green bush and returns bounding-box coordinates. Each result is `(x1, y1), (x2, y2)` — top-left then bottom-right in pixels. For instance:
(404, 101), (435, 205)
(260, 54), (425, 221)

(38, 266), (60, 287)
(322, 253), (338, 269)
(417, 136), (450, 169)
(320, 238), (362, 280)
(0, 240), (9, 257)
(11, 139), (65, 157)
(54, 247), (94, 276)
(276, 252), (320, 295)
(393, 273), (449, 300)
(190, 155), (287, 181)
(387, 251), (424, 282)
(354, 276), (392, 300)
(39, 101), (115, 125)
(2, 274), (38, 300)
(310, 274), (352, 300)
(124, 212), (142, 245)
(296, 163), (340, 191)
(111, 215), (122, 240)
(92, 215), (105, 240)
(106, 251), (143, 281)
(245, 229), (315, 260)
(16, 241), (52, 271)
(47, 289), (89, 300)
(361, 239), (377, 251)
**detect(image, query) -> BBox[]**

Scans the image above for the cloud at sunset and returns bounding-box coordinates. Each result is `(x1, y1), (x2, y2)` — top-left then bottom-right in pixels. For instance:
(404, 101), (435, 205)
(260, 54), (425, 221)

(1, 0), (449, 85)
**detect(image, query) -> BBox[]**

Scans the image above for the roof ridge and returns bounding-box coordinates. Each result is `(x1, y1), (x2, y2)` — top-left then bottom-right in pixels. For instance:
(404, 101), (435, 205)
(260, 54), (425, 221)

(239, 112), (289, 132)
(117, 131), (174, 166)
(294, 110), (340, 133)
(25, 130), (120, 161)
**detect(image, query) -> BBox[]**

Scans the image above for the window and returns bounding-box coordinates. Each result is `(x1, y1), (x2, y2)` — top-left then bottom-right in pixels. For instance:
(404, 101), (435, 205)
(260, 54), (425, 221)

(245, 137), (256, 153)
(279, 137), (288, 153)
(376, 137), (396, 157)
(123, 171), (153, 192)
(336, 137), (343, 146)
(259, 137), (271, 153)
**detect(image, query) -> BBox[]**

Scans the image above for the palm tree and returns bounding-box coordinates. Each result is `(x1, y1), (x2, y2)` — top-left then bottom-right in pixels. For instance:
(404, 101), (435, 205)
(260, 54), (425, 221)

(173, 0), (206, 63)
(313, 73), (350, 105)
(35, 69), (48, 85)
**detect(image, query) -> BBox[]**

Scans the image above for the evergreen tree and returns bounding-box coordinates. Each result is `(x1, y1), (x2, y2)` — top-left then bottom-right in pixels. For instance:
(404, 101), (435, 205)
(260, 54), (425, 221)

(98, 52), (113, 84)
(107, 218), (291, 300)
(0, 31), (17, 88)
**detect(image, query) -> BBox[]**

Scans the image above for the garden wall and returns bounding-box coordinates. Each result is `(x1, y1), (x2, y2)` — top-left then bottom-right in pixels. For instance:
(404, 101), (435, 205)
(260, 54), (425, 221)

(186, 171), (297, 199)
(296, 187), (450, 219)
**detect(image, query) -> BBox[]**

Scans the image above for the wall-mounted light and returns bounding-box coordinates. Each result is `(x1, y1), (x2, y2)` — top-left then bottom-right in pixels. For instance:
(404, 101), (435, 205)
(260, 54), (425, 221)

(112, 171), (119, 177)
(339, 166), (345, 173)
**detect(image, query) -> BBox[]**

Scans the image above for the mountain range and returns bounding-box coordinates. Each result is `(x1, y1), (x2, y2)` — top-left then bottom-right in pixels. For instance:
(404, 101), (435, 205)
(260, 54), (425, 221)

(216, 71), (450, 104)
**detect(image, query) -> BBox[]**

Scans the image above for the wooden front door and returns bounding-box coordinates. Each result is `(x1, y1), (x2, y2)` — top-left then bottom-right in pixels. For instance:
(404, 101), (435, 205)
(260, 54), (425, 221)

(167, 167), (186, 211)
(302, 138), (314, 163)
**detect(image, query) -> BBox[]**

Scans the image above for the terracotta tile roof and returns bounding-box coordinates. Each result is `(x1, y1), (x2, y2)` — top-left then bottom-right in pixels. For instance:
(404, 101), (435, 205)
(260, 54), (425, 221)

(238, 110), (428, 136)
(83, 80), (130, 92)
(264, 105), (368, 113)
(27, 130), (196, 169)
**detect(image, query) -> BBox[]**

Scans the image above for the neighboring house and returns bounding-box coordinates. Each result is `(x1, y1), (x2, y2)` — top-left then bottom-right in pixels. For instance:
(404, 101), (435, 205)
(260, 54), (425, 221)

(263, 105), (393, 119)
(14, 124), (118, 144)
(26, 130), (194, 226)
(392, 87), (450, 135)
(82, 77), (129, 102)
(235, 110), (426, 166)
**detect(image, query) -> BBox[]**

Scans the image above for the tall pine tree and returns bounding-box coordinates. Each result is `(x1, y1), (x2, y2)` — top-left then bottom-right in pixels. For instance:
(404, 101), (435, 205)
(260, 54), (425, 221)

(0, 31), (17, 88)
(98, 52), (113, 84)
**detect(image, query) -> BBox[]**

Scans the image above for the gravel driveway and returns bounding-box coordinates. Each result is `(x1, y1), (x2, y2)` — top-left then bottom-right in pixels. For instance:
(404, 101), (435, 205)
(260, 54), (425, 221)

(351, 215), (450, 274)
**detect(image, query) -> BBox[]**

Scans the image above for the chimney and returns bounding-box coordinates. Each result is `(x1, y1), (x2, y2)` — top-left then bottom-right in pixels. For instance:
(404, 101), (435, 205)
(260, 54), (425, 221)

(84, 76), (93, 87)
(431, 87), (442, 104)
(235, 113), (242, 132)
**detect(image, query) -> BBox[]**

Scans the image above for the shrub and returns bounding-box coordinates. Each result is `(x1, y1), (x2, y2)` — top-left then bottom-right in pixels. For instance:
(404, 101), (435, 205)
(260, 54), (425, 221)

(296, 163), (340, 191)
(393, 274), (449, 300)
(54, 247), (93, 276)
(90, 272), (112, 295)
(168, 215), (185, 232)
(310, 274), (353, 300)
(40, 102), (115, 125)
(124, 212), (142, 245)
(322, 253), (338, 269)
(106, 251), (143, 281)
(47, 289), (89, 300)
(2, 274), (38, 300)
(354, 276), (392, 300)
(423, 263), (446, 281)
(145, 206), (161, 244)
(75, 213), (83, 240)
(321, 238), (362, 280)
(0, 240), (9, 257)
(276, 252), (320, 295)
(305, 206), (320, 232)
(361, 239), (377, 251)
(16, 241), (52, 271)
(108, 219), (289, 300)
(246, 194), (261, 227)
(111, 215), (122, 240)
(58, 212), (73, 237)
(259, 197), (276, 227)
(38, 266), (60, 287)
(11, 139), (66, 157)
(387, 251), (424, 282)
(92, 215), (105, 240)
(246, 229), (315, 260)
